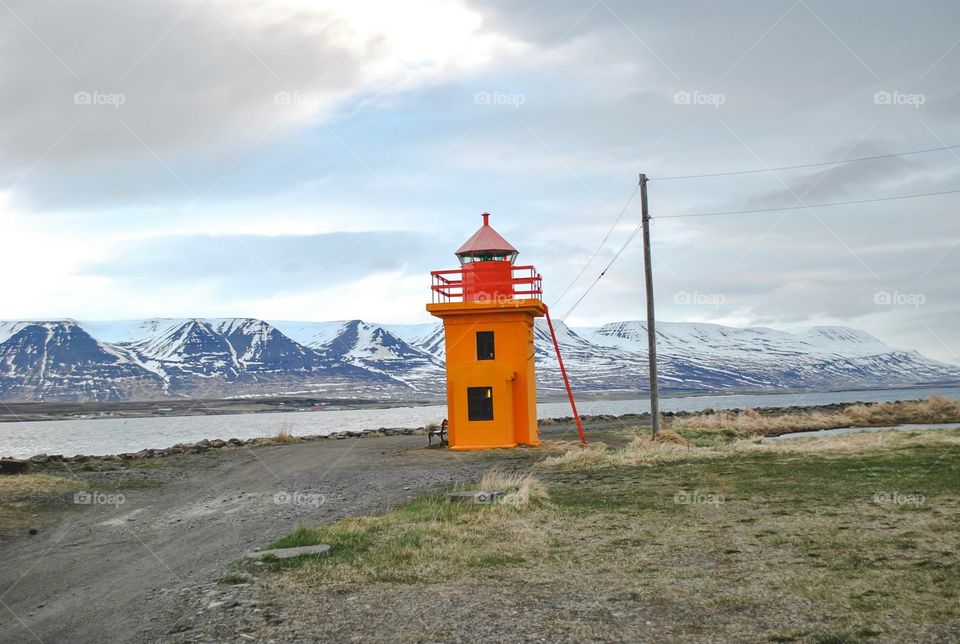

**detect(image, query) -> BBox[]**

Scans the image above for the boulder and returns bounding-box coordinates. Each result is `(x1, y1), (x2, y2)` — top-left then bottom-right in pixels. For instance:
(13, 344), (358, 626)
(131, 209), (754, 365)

(0, 459), (29, 474)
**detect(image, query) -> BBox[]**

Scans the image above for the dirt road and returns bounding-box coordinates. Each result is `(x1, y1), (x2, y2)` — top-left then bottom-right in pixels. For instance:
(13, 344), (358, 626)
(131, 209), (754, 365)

(0, 435), (515, 642)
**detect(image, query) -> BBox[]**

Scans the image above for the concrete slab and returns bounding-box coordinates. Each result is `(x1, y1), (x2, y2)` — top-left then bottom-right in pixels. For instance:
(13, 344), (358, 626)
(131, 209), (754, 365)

(245, 544), (331, 560)
(448, 490), (506, 504)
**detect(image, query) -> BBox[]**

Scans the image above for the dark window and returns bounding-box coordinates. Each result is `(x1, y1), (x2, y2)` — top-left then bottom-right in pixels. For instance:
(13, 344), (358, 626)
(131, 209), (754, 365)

(476, 331), (495, 360)
(467, 386), (494, 421)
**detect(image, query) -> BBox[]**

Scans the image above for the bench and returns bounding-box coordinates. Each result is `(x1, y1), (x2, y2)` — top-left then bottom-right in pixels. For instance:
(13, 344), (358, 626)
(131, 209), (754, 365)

(428, 420), (448, 447)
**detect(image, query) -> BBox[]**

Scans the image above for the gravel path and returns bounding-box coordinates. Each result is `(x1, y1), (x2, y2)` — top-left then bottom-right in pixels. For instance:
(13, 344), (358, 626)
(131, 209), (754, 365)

(0, 435), (512, 642)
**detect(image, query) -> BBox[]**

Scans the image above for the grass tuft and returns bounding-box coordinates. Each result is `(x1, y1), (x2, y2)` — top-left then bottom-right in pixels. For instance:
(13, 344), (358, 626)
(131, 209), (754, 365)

(478, 469), (549, 507)
(269, 424), (299, 444)
(268, 524), (329, 549)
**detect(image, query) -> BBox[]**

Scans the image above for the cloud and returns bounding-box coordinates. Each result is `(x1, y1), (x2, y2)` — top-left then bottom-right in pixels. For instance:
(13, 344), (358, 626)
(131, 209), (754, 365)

(82, 230), (438, 297)
(0, 0), (522, 208)
(1, 0), (959, 363)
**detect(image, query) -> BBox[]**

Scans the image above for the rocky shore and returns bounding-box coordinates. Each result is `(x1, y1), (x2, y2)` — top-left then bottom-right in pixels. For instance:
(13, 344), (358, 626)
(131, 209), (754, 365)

(0, 399), (896, 473)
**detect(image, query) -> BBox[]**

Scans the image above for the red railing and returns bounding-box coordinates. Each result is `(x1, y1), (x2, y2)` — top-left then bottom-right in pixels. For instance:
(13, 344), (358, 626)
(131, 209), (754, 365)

(431, 265), (543, 303)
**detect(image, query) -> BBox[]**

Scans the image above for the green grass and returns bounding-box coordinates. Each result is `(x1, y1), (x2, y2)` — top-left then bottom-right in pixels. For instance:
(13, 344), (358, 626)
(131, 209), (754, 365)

(254, 429), (960, 641)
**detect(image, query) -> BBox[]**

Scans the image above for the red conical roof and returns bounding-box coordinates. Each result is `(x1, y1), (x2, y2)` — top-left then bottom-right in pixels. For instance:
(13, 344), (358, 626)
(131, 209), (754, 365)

(455, 213), (518, 255)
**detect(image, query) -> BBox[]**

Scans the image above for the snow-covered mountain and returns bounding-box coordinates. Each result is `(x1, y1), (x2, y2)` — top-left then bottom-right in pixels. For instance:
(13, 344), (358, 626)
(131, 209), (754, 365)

(573, 321), (959, 392)
(387, 319), (960, 394)
(0, 317), (956, 402)
(278, 320), (445, 390)
(0, 321), (164, 401)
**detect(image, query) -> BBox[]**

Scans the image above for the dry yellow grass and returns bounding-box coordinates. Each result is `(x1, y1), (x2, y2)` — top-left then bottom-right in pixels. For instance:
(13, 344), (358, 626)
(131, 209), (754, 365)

(539, 425), (960, 470)
(478, 469), (549, 507)
(537, 442), (611, 469)
(0, 472), (84, 530)
(667, 395), (960, 437)
(266, 424), (299, 444)
(0, 472), (82, 496)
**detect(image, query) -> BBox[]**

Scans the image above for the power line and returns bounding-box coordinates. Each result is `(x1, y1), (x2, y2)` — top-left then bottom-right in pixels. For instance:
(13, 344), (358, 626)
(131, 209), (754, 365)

(657, 187), (960, 219)
(652, 143), (960, 181)
(551, 185), (639, 307)
(560, 220), (643, 320)
(558, 183), (960, 316)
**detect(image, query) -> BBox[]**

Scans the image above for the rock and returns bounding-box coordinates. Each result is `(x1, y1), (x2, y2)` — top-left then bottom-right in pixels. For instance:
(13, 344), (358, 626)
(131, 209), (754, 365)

(28, 454), (49, 464)
(168, 618), (194, 634)
(206, 601), (225, 610)
(210, 439), (226, 448)
(222, 596), (238, 608)
(0, 458), (29, 474)
(229, 572), (255, 584)
(245, 544), (331, 560)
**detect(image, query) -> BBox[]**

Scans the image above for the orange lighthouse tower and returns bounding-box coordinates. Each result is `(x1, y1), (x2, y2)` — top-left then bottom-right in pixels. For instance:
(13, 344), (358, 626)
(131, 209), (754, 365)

(427, 213), (546, 450)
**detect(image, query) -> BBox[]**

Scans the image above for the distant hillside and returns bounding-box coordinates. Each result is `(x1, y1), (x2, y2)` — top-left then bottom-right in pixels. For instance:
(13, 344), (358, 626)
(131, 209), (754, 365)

(0, 318), (955, 402)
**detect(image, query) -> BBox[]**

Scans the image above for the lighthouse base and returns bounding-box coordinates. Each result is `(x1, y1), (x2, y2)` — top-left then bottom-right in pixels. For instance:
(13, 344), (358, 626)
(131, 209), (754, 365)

(427, 299), (546, 451)
(448, 440), (541, 452)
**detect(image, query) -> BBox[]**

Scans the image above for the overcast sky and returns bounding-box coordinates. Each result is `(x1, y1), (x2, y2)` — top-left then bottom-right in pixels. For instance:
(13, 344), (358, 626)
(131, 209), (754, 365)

(0, 0), (957, 363)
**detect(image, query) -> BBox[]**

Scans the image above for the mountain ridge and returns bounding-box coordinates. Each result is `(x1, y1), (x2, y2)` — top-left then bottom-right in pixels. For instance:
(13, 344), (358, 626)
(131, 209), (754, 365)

(0, 317), (955, 402)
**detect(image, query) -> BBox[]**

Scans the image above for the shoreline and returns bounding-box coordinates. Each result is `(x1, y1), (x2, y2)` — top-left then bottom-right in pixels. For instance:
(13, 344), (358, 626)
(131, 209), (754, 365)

(1, 382), (956, 425)
(1, 398), (946, 464)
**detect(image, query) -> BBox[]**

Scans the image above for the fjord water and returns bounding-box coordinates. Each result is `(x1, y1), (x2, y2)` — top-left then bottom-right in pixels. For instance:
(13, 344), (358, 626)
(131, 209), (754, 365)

(1, 386), (958, 459)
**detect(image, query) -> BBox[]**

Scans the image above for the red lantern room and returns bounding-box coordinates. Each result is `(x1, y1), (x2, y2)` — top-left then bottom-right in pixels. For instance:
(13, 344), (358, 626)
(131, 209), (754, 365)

(454, 212), (518, 303)
(432, 213), (542, 305)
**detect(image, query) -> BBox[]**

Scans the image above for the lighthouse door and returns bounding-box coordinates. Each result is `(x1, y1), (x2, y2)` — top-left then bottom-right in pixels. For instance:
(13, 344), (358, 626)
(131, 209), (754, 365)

(456, 371), (515, 449)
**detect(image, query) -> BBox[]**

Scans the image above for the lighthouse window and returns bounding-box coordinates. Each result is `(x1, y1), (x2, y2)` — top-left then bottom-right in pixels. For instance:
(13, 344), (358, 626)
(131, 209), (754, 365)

(467, 387), (494, 421)
(476, 331), (495, 360)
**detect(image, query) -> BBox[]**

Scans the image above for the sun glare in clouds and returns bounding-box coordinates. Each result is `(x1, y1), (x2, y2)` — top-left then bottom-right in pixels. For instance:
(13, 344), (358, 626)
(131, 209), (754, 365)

(227, 0), (526, 91)
(0, 193), (114, 318)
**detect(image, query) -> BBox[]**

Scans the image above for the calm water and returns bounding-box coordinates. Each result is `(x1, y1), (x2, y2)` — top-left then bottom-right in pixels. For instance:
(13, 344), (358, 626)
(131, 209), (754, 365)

(1, 386), (958, 458)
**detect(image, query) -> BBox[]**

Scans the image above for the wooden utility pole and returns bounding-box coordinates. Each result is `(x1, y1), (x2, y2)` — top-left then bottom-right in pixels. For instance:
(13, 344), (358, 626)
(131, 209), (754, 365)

(639, 173), (661, 437)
